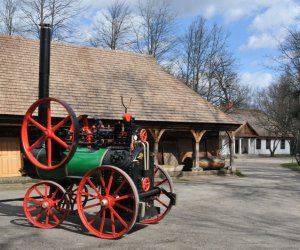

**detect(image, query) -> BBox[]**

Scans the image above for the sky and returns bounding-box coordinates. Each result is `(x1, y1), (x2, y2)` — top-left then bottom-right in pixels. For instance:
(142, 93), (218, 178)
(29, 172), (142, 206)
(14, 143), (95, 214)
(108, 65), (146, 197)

(79, 0), (300, 91)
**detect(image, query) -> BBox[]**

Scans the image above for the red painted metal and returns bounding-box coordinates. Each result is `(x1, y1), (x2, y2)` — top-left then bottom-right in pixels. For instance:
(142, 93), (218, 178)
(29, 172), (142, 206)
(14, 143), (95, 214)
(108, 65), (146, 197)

(21, 97), (78, 170)
(76, 165), (139, 239)
(139, 129), (147, 142)
(141, 177), (151, 192)
(141, 165), (174, 224)
(23, 181), (69, 228)
(122, 113), (132, 123)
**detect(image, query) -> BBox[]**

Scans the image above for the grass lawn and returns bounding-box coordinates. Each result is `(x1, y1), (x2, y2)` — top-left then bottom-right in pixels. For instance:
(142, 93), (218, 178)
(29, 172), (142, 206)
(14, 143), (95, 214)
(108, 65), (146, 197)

(281, 162), (300, 172)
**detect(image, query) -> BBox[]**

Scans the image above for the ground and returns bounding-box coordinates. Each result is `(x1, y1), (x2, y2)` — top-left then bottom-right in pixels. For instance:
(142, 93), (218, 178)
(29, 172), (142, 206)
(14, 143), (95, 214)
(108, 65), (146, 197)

(1, 157), (300, 249)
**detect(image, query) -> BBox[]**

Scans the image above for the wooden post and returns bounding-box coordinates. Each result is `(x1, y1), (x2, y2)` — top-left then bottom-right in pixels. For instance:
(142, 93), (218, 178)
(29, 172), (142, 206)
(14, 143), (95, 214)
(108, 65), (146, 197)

(226, 131), (234, 167)
(190, 130), (206, 169)
(149, 129), (166, 165)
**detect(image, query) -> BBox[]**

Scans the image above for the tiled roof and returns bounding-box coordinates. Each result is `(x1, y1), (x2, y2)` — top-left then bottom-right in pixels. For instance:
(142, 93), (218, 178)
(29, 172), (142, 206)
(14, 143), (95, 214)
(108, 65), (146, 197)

(0, 36), (239, 130)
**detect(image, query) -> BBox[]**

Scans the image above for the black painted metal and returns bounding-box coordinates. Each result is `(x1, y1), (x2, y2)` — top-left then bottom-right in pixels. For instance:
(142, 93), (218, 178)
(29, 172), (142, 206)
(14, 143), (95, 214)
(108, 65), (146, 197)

(138, 187), (161, 199)
(38, 23), (51, 125)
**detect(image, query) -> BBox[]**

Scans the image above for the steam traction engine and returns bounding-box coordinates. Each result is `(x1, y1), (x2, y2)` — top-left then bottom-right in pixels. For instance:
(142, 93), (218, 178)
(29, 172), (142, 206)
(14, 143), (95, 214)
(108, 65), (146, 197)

(21, 25), (176, 239)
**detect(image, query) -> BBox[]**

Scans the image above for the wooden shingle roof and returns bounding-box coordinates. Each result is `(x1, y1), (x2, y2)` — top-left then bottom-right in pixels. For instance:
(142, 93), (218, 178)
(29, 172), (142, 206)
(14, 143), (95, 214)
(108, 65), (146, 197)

(0, 36), (240, 130)
(229, 109), (288, 137)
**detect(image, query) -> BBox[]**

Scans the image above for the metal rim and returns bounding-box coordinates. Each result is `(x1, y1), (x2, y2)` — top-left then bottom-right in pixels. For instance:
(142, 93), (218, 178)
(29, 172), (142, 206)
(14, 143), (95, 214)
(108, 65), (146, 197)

(141, 165), (174, 224)
(21, 97), (79, 170)
(76, 165), (139, 239)
(23, 180), (69, 229)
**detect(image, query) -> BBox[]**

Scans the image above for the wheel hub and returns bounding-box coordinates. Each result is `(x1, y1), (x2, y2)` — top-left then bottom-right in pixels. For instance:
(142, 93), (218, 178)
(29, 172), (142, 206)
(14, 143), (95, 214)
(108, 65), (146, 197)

(100, 198), (108, 207)
(42, 201), (49, 208)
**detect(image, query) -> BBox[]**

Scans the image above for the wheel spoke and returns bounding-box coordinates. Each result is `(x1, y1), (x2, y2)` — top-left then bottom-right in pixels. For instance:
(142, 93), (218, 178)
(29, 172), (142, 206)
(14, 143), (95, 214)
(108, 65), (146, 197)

(155, 178), (168, 187)
(52, 115), (71, 132)
(28, 205), (41, 212)
(50, 187), (60, 199)
(45, 209), (50, 225)
(28, 117), (46, 132)
(114, 202), (134, 214)
(81, 191), (98, 199)
(155, 197), (168, 208)
(47, 101), (52, 130)
(86, 178), (102, 197)
(99, 175), (108, 195)
(35, 208), (45, 221)
(88, 210), (101, 225)
(44, 184), (49, 197)
(113, 179), (126, 196)
(110, 209), (116, 235)
(99, 209), (106, 234)
(34, 186), (44, 198)
(107, 171), (115, 195)
(47, 137), (52, 167)
(111, 207), (128, 229)
(51, 134), (70, 149)
(52, 198), (64, 204)
(28, 197), (42, 205)
(29, 135), (47, 152)
(115, 194), (132, 202)
(49, 209), (60, 224)
(82, 202), (101, 210)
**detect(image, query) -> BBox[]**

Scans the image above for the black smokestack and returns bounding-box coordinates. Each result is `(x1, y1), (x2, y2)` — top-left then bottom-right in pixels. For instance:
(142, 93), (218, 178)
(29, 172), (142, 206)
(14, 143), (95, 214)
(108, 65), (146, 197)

(38, 23), (51, 124)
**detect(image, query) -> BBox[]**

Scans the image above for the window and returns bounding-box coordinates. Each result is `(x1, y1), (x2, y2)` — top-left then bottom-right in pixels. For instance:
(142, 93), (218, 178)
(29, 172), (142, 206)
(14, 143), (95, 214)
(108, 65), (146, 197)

(280, 139), (285, 149)
(266, 139), (270, 149)
(256, 139), (261, 150)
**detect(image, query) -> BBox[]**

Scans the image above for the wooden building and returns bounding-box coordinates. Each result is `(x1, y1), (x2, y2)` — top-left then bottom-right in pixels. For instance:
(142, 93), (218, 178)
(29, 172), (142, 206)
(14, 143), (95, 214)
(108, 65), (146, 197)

(221, 109), (291, 157)
(0, 36), (240, 177)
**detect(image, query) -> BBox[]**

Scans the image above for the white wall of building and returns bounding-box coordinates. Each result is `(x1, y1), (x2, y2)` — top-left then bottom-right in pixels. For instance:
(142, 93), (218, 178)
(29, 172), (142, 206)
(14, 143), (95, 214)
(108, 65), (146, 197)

(220, 138), (290, 156)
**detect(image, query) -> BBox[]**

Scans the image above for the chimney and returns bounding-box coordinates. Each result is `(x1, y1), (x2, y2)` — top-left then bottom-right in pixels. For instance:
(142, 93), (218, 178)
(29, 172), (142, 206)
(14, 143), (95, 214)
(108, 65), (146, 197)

(38, 23), (51, 125)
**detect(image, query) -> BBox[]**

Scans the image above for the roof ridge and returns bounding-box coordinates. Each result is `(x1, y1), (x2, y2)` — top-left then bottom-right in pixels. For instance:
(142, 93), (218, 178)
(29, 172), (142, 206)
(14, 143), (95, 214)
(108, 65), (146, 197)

(0, 35), (155, 59)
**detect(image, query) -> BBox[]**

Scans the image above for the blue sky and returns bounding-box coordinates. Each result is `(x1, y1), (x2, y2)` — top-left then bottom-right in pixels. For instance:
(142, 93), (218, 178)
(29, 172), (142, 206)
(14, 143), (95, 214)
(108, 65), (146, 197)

(80, 0), (300, 90)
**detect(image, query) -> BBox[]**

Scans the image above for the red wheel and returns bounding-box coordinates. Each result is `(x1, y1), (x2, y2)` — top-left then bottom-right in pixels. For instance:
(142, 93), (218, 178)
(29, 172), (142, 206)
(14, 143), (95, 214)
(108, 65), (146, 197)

(141, 165), (174, 224)
(139, 129), (147, 142)
(21, 97), (79, 170)
(141, 177), (151, 192)
(77, 166), (139, 239)
(23, 181), (69, 229)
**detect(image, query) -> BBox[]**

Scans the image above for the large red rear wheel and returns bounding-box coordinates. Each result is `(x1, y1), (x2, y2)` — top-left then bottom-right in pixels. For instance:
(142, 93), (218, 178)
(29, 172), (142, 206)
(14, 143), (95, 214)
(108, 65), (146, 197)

(141, 165), (174, 224)
(23, 181), (69, 229)
(21, 97), (79, 170)
(77, 166), (139, 239)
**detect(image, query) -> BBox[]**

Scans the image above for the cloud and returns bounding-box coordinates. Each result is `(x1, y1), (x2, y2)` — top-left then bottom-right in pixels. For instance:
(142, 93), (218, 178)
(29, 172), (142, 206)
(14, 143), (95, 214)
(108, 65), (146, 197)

(240, 71), (274, 89)
(240, 33), (280, 51)
(240, 0), (300, 50)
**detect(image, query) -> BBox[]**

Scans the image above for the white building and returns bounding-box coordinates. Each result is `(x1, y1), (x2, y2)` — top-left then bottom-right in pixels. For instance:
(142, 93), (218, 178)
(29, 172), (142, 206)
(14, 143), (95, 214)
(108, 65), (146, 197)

(221, 109), (291, 157)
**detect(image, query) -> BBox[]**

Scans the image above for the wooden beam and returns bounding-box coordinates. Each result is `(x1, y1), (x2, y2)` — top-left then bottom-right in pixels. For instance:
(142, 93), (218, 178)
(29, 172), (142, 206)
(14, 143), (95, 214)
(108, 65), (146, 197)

(149, 129), (166, 164)
(226, 131), (234, 167)
(190, 130), (206, 168)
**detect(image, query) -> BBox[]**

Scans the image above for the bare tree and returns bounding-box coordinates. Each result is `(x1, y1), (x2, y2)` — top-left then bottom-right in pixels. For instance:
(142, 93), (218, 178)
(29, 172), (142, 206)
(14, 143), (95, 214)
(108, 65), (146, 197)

(175, 16), (247, 107)
(89, 0), (131, 50)
(273, 28), (300, 162)
(257, 75), (297, 157)
(0, 0), (20, 35)
(20, 0), (84, 40)
(131, 0), (177, 62)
